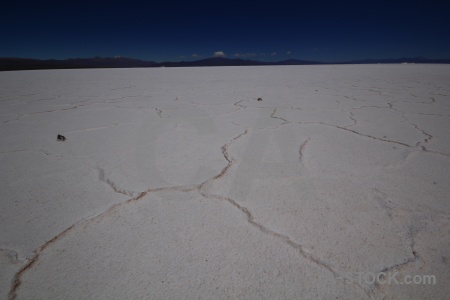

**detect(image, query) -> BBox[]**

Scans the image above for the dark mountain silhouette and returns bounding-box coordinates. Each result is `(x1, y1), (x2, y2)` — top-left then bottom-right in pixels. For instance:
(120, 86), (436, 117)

(0, 57), (157, 71)
(64, 57), (158, 68)
(158, 57), (268, 67)
(156, 57), (323, 67)
(157, 57), (271, 67)
(271, 59), (322, 65)
(1, 56), (449, 71)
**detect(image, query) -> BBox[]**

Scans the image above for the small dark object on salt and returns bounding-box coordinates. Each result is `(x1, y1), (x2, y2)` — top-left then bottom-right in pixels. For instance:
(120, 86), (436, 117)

(57, 134), (66, 141)
(257, 98), (262, 101)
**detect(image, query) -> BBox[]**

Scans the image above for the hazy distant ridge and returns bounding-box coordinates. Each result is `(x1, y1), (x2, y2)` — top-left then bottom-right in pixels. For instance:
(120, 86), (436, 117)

(1, 56), (449, 71)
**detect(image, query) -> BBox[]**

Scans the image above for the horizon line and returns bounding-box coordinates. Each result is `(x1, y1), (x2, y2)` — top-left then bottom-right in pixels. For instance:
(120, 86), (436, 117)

(2, 55), (450, 64)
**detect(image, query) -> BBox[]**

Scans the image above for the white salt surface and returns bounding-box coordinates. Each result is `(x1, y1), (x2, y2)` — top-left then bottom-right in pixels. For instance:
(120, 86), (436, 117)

(1, 65), (449, 299)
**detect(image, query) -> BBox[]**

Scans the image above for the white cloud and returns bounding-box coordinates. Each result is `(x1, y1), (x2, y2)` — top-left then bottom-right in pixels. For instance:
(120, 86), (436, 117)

(286, 51), (292, 55)
(271, 52), (277, 56)
(192, 54), (202, 58)
(213, 51), (226, 57)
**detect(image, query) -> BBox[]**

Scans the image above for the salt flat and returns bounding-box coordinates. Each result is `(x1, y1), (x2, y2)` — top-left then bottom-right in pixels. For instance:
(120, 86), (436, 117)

(1, 65), (449, 299)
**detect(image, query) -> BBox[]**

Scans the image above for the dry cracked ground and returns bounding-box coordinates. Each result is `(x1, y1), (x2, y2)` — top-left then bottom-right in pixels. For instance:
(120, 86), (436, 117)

(1, 65), (449, 299)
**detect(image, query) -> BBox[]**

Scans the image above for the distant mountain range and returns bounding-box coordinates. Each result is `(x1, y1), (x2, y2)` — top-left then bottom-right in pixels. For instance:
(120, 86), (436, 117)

(0, 57), (157, 71)
(1, 56), (450, 71)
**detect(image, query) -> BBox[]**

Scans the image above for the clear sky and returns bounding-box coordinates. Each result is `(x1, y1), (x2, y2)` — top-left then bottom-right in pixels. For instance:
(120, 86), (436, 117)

(1, 0), (449, 62)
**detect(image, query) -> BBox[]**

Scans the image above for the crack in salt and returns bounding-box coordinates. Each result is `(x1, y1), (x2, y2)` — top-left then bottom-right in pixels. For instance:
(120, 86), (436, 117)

(233, 100), (247, 109)
(98, 168), (135, 197)
(7, 182), (197, 300)
(7, 125), (374, 298)
(270, 108), (289, 124)
(193, 128), (371, 295)
(335, 125), (410, 147)
(154, 107), (163, 118)
(419, 145), (450, 157)
(371, 237), (420, 292)
(298, 138), (311, 165)
(343, 111), (357, 128)
(198, 191), (338, 275)
(402, 114), (433, 144)
(195, 130), (370, 296)
(270, 108), (410, 147)
(231, 100), (247, 113)
(8, 224), (75, 300)
(3, 105), (84, 124)
(7, 130), (248, 299)
(365, 190), (427, 293)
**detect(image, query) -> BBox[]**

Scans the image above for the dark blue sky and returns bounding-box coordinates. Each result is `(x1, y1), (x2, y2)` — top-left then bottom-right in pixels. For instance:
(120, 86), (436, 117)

(1, 0), (449, 62)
